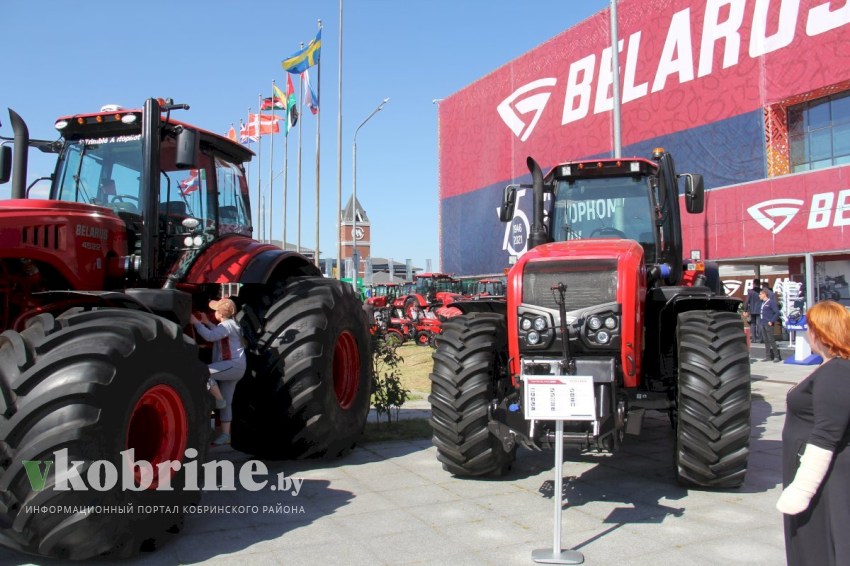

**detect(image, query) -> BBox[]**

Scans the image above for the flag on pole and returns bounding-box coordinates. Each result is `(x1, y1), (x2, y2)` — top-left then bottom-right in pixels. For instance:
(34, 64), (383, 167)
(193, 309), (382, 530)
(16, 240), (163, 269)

(284, 73), (298, 135)
(260, 97), (285, 111)
(226, 125), (237, 142)
(239, 120), (257, 144)
(179, 170), (200, 195)
(303, 69), (319, 115)
(261, 86), (286, 111)
(281, 29), (321, 74)
(248, 113), (283, 136)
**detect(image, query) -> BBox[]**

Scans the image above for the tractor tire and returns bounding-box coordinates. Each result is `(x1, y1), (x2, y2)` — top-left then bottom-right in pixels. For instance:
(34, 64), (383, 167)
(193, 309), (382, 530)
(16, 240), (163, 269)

(414, 331), (431, 347)
(0, 309), (209, 560)
(674, 310), (751, 488)
(429, 313), (515, 476)
(232, 277), (371, 459)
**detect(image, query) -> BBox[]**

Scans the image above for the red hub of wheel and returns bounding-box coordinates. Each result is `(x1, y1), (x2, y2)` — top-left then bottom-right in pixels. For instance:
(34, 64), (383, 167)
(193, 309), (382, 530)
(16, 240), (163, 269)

(333, 331), (361, 409)
(126, 384), (188, 489)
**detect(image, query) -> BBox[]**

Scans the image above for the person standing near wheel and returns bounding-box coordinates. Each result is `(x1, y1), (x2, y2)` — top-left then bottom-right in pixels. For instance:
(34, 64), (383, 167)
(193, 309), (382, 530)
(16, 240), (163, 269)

(746, 279), (763, 343)
(191, 298), (246, 445)
(759, 287), (782, 362)
(777, 300), (850, 566)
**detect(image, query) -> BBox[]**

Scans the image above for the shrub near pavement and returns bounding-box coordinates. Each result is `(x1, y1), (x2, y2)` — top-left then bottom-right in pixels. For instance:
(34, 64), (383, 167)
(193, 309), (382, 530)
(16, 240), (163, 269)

(370, 332), (410, 425)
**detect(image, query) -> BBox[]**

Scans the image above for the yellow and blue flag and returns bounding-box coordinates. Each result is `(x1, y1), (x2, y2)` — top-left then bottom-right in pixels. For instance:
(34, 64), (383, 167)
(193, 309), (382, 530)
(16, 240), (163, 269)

(282, 29), (321, 74)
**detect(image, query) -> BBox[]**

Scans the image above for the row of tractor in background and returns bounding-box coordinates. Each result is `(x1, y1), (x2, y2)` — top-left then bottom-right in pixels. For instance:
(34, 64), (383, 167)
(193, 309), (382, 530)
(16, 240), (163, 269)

(364, 273), (506, 348)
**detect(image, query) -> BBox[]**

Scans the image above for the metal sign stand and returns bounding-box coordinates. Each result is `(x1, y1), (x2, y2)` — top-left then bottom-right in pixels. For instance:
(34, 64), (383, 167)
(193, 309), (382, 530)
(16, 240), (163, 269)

(532, 418), (584, 565)
(525, 374), (590, 565)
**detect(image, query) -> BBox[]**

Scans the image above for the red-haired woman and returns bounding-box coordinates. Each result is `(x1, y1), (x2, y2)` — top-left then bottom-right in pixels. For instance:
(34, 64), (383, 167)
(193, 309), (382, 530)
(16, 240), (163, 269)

(777, 300), (850, 565)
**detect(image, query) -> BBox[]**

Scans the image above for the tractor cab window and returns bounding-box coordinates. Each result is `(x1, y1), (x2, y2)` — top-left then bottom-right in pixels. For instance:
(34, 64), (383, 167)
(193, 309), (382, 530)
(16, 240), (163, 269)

(552, 176), (658, 263)
(55, 136), (143, 213)
(215, 157), (251, 236)
(158, 143), (216, 275)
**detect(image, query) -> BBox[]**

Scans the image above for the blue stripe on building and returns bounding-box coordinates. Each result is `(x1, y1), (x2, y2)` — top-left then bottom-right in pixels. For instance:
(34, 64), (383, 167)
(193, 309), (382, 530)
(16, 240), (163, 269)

(441, 110), (766, 275)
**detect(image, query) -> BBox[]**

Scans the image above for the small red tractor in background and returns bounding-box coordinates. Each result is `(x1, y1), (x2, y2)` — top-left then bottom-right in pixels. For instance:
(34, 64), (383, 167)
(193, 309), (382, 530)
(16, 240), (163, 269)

(365, 282), (401, 309)
(471, 277), (506, 298)
(0, 100), (370, 560)
(430, 149), (751, 489)
(394, 272), (464, 318)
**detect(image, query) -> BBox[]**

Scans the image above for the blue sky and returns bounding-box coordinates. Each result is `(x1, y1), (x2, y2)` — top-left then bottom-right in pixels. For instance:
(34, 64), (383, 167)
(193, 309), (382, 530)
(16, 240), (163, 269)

(1, 0), (610, 271)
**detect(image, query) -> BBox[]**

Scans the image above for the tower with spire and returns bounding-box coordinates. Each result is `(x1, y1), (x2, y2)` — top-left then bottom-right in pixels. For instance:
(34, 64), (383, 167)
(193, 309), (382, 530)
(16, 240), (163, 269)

(340, 195), (370, 278)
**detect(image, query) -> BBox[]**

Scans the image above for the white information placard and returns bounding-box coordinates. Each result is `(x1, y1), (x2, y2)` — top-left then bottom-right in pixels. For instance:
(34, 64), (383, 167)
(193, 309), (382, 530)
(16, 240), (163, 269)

(523, 375), (596, 421)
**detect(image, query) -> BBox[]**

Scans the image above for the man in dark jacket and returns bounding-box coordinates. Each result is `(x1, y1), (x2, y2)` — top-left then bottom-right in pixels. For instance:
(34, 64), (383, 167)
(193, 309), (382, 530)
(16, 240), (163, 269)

(746, 279), (763, 343)
(759, 287), (782, 362)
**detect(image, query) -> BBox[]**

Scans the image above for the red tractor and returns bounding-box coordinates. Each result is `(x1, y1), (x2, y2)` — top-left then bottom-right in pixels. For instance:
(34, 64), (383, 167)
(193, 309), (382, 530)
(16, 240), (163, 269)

(472, 277), (506, 297)
(394, 272), (464, 318)
(0, 100), (371, 559)
(365, 282), (401, 308)
(430, 150), (751, 488)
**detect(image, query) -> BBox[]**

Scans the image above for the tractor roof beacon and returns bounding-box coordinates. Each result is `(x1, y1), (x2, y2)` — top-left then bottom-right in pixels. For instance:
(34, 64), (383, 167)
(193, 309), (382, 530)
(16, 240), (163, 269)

(430, 149), (751, 489)
(0, 100), (371, 560)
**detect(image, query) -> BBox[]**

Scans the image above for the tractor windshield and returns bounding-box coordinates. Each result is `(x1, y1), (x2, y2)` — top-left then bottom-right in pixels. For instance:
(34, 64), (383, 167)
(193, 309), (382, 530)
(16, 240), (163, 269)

(552, 175), (658, 262)
(54, 133), (252, 278)
(414, 277), (462, 295)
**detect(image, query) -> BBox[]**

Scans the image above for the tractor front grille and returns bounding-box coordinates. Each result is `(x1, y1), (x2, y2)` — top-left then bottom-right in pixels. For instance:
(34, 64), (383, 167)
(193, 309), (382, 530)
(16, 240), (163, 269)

(522, 259), (617, 311)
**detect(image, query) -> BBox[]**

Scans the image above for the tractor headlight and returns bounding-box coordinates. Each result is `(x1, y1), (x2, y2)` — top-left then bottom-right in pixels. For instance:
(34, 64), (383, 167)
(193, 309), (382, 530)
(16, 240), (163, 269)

(527, 331), (541, 345)
(533, 317), (547, 331)
(604, 316), (617, 329)
(521, 318), (532, 331)
(596, 330), (610, 344)
(588, 316), (602, 331)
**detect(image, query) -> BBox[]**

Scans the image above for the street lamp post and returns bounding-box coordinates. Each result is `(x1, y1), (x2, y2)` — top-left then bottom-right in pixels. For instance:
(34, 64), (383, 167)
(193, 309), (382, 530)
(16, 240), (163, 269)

(351, 97), (389, 293)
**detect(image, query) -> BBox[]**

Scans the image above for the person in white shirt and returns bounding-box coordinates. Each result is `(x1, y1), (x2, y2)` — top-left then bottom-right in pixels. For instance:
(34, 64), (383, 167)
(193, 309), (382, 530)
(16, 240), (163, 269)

(190, 298), (246, 446)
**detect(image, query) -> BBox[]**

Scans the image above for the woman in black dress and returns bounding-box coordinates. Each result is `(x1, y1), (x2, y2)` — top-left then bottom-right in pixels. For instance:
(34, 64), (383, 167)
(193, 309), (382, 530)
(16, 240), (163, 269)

(777, 300), (850, 566)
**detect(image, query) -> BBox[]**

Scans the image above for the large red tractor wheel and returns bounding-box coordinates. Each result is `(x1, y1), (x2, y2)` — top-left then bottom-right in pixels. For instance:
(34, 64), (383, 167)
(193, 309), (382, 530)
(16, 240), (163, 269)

(429, 313), (516, 476)
(674, 310), (751, 488)
(0, 309), (209, 560)
(232, 277), (371, 459)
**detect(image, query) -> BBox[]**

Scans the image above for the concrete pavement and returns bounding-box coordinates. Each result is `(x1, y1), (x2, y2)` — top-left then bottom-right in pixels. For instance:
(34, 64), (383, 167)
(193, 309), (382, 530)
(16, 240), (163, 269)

(1, 344), (813, 565)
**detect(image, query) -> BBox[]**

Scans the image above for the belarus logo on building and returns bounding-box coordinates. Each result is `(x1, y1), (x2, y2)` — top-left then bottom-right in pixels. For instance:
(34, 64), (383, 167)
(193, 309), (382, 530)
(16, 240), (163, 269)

(746, 199), (804, 235)
(497, 78), (558, 142)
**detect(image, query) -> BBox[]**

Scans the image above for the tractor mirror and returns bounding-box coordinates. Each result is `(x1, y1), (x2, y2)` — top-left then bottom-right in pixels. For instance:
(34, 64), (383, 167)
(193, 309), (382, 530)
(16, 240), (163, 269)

(683, 173), (704, 214)
(0, 146), (10, 184)
(175, 127), (199, 169)
(499, 185), (517, 222)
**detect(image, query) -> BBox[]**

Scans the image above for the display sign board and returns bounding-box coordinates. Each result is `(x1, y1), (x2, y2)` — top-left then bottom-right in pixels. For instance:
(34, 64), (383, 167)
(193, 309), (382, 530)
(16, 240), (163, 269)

(523, 376), (596, 421)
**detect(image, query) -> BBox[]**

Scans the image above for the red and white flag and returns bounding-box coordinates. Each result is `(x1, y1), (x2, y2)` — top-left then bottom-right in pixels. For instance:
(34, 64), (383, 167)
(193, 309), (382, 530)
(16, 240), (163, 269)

(248, 113), (283, 136)
(179, 170), (200, 195)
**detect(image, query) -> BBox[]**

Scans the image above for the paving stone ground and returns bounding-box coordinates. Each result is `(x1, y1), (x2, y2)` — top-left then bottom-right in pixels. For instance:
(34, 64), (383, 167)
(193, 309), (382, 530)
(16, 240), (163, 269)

(1, 342), (809, 565)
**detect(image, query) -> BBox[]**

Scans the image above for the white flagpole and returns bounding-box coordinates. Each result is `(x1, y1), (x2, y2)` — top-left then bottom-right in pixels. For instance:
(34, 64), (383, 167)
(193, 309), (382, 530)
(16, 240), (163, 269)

(336, 0), (343, 279)
(255, 94), (263, 241)
(268, 80), (276, 245)
(297, 43), (304, 254)
(314, 19), (322, 267)
(282, 116), (289, 251)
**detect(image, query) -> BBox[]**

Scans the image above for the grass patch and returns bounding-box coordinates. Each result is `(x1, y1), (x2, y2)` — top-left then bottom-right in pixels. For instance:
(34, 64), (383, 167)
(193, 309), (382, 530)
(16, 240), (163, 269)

(396, 343), (434, 395)
(362, 418), (432, 443)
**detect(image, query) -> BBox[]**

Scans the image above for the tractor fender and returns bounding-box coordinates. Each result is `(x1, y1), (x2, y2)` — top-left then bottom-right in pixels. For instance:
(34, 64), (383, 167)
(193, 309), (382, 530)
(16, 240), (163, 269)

(240, 248), (321, 285)
(450, 297), (507, 316)
(181, 237), (320, 286)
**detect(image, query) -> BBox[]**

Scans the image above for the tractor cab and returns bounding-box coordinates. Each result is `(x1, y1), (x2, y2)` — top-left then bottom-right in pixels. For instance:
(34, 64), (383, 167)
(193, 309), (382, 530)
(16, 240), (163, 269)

(501, 148), (704, 288)
(49, 101), (253, 285)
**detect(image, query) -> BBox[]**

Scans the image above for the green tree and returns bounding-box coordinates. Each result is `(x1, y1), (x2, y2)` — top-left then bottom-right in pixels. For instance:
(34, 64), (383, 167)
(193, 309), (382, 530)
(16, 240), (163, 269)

(371, 330), (410, 425)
